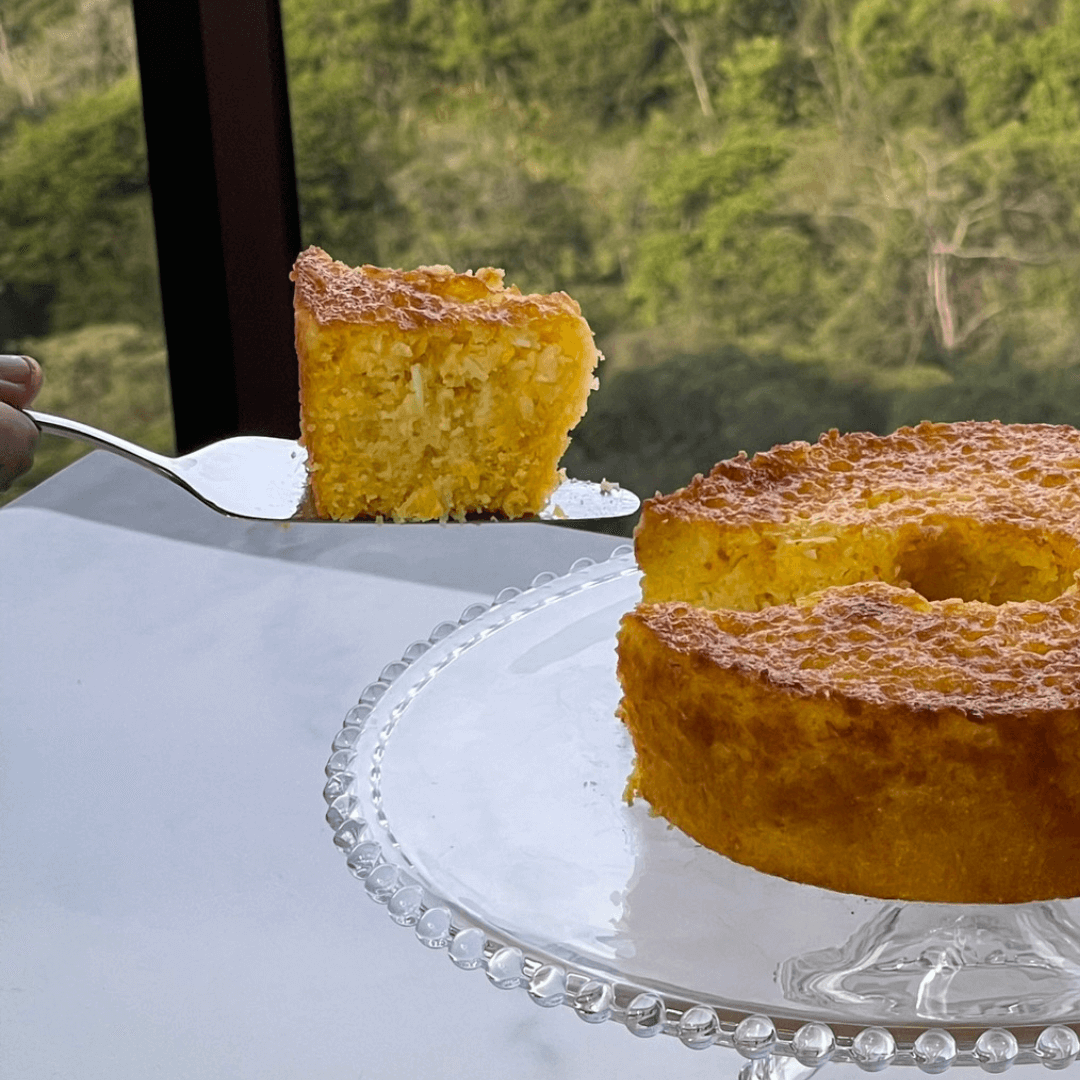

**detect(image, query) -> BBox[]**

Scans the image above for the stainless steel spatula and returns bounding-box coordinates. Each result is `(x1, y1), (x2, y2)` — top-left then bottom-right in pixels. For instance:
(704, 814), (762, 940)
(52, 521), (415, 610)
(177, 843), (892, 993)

(28, 410), (639, 522)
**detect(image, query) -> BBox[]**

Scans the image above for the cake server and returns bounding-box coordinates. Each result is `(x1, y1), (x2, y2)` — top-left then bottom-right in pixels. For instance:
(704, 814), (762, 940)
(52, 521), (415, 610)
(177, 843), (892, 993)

(26, 410), (640, 523)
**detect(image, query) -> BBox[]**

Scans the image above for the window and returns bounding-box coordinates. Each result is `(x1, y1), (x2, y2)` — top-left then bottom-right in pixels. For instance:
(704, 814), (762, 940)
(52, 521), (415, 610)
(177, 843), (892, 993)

(13, 1), (1080, 517)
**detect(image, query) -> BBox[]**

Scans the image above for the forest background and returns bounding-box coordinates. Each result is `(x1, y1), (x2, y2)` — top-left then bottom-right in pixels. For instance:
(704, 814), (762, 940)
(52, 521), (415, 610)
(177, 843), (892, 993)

(3, 0), (1080, 528)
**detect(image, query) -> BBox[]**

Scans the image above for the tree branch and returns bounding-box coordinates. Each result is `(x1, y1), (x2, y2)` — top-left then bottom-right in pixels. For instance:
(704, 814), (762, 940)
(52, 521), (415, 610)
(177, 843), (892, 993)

(652, 2), (714, 118)
(928, 248), (955, 349)
(953, 301), (1004, 347)
(948, 192), (997, 249)
(0, 17), (35, 107)
(946, 244), (1057, 264)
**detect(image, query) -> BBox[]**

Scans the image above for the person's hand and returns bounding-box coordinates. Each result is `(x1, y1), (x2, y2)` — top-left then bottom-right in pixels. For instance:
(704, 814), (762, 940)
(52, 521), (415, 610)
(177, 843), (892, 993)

(0, 354), (43, 491)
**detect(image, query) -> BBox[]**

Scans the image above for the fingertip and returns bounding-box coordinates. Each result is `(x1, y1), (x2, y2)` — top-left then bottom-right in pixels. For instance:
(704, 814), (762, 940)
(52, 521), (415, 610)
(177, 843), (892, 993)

(0, 354), (43, 408)
(0, 401), (39, 491)
(21, 355), (43, 401)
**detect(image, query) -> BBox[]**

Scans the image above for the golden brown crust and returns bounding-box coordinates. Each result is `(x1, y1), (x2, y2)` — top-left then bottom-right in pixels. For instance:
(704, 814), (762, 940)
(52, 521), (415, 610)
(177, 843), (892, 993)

(635, 420), (1080, 613)
(291, 245), (584, 332)
(631, 587), (1080, 719)
(617, 605), (1080, 903)
(643, 420), (1080, 532)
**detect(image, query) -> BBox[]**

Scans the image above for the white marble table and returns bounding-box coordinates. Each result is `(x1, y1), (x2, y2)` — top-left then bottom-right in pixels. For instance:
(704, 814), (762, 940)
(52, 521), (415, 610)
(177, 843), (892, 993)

(0, 453), (1039, 1079)
(0, 453), (712, 1079)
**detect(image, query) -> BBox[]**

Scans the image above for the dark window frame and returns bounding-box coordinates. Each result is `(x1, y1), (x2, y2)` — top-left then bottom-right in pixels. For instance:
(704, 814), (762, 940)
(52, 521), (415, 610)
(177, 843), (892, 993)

(131, 0), (301, 452)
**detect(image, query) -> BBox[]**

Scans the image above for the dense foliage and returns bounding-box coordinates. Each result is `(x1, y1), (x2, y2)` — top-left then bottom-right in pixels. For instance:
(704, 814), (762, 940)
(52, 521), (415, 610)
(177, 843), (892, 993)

(5, 0), (1080, 517)
(281, 0), (1080, 371)
(0, 0), (167, 505)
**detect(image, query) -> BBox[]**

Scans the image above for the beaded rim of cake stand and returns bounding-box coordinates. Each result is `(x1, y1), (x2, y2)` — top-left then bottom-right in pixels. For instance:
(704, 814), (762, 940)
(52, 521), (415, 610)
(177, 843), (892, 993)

(322, 548), (1080, 1073)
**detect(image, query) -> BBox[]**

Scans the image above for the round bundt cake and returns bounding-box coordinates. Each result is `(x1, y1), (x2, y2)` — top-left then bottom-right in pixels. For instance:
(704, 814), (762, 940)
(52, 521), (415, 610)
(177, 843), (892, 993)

(618, 421), (1080, 903)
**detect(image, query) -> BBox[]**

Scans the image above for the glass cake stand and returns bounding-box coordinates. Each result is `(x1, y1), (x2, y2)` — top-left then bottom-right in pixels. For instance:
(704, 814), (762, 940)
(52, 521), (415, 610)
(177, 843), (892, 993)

(322, 549), (1080, 1075)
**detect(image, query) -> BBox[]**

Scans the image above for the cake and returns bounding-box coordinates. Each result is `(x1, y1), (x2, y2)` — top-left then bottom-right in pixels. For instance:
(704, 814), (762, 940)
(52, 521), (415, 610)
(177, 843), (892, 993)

(291, 246), (600, 521)
(617, 421), (1080, 903)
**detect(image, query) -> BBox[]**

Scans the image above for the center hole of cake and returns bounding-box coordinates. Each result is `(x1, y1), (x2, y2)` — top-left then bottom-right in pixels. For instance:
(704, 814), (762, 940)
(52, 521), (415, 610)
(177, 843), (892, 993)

(895, 524), (1074, 605)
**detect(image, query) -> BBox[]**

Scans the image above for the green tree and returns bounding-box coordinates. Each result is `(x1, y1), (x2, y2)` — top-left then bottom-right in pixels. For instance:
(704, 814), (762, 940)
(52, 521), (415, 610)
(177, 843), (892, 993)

(622, 0), (1080, 388)
(0, 73), (160, 341)
(793, 0), (1080, 374)
(0, 0), (137, 131)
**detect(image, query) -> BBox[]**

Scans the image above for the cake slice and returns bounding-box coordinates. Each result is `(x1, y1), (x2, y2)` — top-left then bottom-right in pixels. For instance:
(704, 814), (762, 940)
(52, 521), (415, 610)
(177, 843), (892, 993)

(291, 246), (600, 521)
